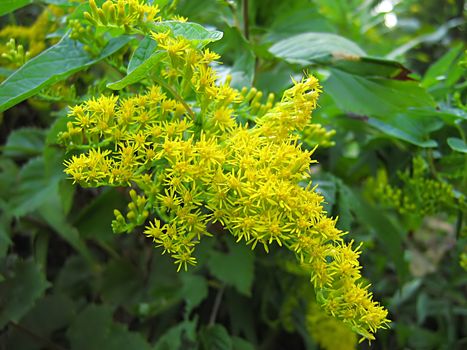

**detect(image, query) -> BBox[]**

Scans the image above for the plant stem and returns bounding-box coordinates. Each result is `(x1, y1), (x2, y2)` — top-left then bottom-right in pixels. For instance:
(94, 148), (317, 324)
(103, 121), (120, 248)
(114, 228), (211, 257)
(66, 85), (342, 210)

(152, 75), (195, 119)
(208, 284), (225, 326)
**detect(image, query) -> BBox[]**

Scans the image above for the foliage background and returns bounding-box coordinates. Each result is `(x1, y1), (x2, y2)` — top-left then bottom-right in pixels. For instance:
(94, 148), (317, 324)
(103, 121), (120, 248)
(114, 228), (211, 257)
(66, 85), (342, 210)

(0, 0), (465, 349)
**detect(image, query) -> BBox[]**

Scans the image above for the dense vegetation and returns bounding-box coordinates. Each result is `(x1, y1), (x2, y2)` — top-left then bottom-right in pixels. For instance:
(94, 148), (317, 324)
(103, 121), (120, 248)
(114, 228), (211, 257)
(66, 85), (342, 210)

(0, 1), (465, 349)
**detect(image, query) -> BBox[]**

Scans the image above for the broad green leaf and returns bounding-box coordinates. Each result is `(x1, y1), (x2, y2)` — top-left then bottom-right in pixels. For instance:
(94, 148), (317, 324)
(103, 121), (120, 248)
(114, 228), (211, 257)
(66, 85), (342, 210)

(333, 56), (411, 79)
(0, 0), (31, 16)
(265, 5), (335, 42)
(231, 337), (255, 350)
(207, 236), (254, 296)
(107, 51), (165, 90)
(200, 325), (232, 350)
(2, 127), (45, 158)
(67, 305), (151, 350)
(150, 21), (223, 47)
(447, 137), (467, 153)
(3, 293), (76, 350)
(154, 320), (197, 350)
(269, 32), (365, 65)
(0, 35), (132, 113)
(324, 69), (435, 118)
(179, 273), (208, 315)
(9, 155), (94, 264)
(0, 260), (49, 329)
(75, 188), (127, 242)
(9, 157), (63, 217)
(128, 36), (157, 73)
(367, 115), (440, 148)
(100, 259), (144, 307)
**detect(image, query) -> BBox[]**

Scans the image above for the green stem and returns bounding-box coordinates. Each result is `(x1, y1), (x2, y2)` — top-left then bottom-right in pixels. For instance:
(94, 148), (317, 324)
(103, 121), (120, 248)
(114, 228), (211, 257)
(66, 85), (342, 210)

(152, 75), (195, 119)
(208, 283), (225, 326)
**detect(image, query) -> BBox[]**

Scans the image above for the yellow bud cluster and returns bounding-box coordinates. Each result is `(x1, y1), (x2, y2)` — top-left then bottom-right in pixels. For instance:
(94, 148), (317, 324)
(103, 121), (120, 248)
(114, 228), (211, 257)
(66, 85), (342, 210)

(0, 5), (62, 67)
(367, 157), (463, 218)
(84, 0), (161, 33)
(61, 26), (389, 339)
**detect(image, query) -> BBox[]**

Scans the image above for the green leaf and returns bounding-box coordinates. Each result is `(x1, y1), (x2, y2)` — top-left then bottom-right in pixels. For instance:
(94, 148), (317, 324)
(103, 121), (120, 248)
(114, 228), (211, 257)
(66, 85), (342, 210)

(9, 155), (94, 264)
(67, 305), (151, 350)
(0, 0), (32, 16)
(211, 26), (255, 89)
(107, 51), (165, 90)
(179, 272), (208, 315)
(0, 260), (49, 329)
(75, 188), (127, 242)
(2, 127), (46, 159)
(447, 137), (467, 153)
(387, 18), (464, 60)
(207, 236), (254, 296)
(154, 320), (197, 350)
(333, 56), (411, 79)
(323, 69), (435, 118)
(200, 325), (232, 350)
(347, 189), (409, 281)
(367, 114), (440, 148)
(100, 259), (144, 307)
(9, 157), (63, 217)
(128, 36), (157, 73)
(0, 34), (132, 113)
(269, 32), (365, 65)
(231, 337), (255, 350)
(422, 43), (464, 89)
(3, 293), (76, 350)
(150, 21), (223, 47)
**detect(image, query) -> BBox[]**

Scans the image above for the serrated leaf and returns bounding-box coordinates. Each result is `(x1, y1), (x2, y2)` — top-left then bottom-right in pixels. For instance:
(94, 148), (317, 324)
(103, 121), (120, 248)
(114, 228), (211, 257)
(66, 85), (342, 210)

(447, 137), (467, 153)
(0, 0), (32, 16)
(207, 236), (254, 296)
(0, 260), (49, 329)
(323, 69), (435, 118)
(0, 34), (132, 113)
(150, 21), (223, 47)
(2, 127), (46, 158)
(269, 32), (365, 65)
(107, 51), (165, 90)
(67, 305), (151, 350)
(128, 36), (157, 73)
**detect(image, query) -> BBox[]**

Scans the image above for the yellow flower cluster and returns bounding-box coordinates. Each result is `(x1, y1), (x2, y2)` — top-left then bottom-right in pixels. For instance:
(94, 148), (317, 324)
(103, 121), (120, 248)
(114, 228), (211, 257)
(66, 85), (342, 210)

(60, 24), (389, 340)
